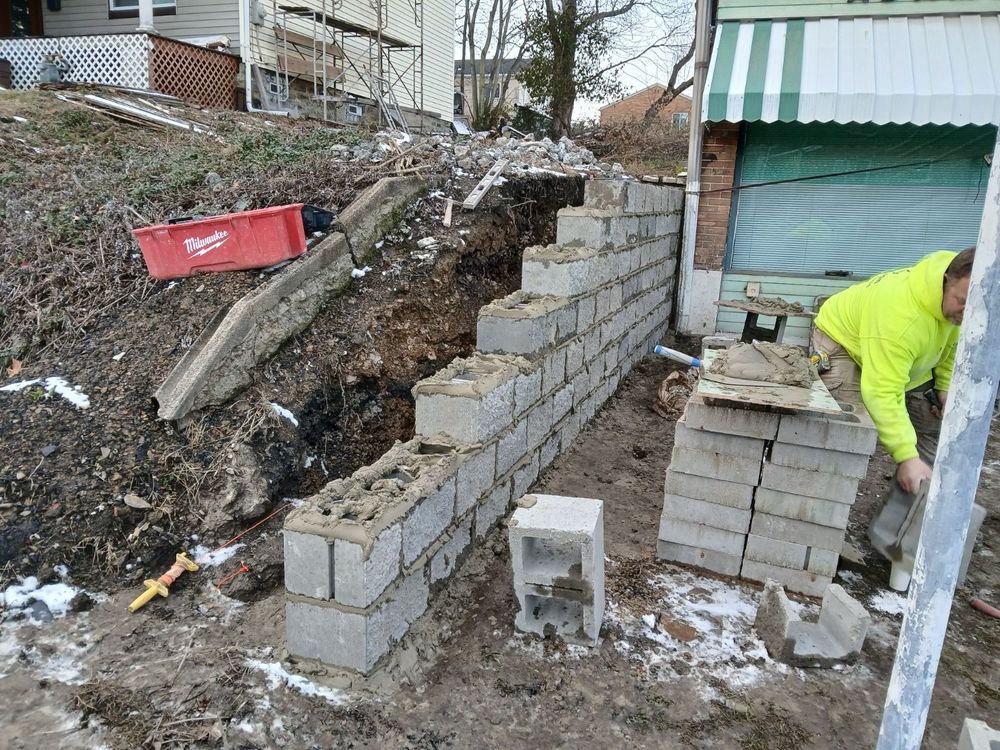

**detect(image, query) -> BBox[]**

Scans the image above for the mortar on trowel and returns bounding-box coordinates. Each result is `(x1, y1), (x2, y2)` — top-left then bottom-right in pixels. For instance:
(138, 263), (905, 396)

(653, 342), (823, 387)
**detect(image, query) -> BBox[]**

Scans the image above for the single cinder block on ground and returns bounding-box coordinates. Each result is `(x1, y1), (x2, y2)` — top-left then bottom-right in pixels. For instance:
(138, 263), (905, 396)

(777, 407), (878, 455)
(656, 539), (743, 576)
(658, 516), (746, 557)
(673, 417), (767, 461)
(661, 494), (751, 534)
(741, 559), (832, 598)
(959, 719), (1000, 750)
(751, 512), (847, 551)
(510, 494), (604, 645)
(522, 244), (612, 298)
(754, 487), (852, 529)
(669, 445), (762, 486)
(770, 442), (871, 479)
(817, 583), (870, 654)
(412, 353), (526, 444)
(760, 463), (860, 505)
(745, 533), (808, 571)
(683, 393), (780, 440)
(663, 469), (754, 510)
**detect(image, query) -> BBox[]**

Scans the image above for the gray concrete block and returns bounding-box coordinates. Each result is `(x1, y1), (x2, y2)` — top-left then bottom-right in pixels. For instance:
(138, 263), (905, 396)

(476, 291), (572, 355)
(741, 559), (832, 598)
(583, 179), (629, 209)
(806, 547), (840, 577)
(661, 494), (752, 534)
(760, 463), (860, 505)
(284, 529), (334, 600)
(333, 524), (402, 608)
(751, 512), (847, 551)
(959, 719), (1000, 750)
(754, 487), (852, 529)
(430, 516), (473, 583)
(655, 539), (742, 576)
(402, 476), (456, 566)
(745, 533), (807, 571)
(514, 368), (543, 418)
(673, 418), (766, 461)
(512, 451), (541, 498)
(558, 410), (582, 448)
(754, 579), (797, 662)
(577, 294), (597, 329)
(496, 420), (528, 476)
(663, 469), (754, 510)
(475, 479), (511, 539)
(541, 433), (560, 470)
(553, 383), (574, 423)
(658, 515), (746, 556)
(669, 445), (762, 486)
(522, 244), (611, 297)
(456, 443), (498, 517)
(771, 441), (871, 479)
(683, 393), (780, 440)
(583, 327), (602, 363)
(818, 584), (870, 653)
(777, 408), (878, 455)
(571, 369), (590, 407)
(595, 286), (613, 321)
(556, 208), (637, 250)
(527, 398), (554, 449)
(566, 339), (585, 376)
(542, 348), (567, 395)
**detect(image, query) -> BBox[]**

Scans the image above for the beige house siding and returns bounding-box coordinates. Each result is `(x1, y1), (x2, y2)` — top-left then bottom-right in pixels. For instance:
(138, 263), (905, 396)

(453, 73), (529, 117)
(42, 0), (241, 45)
(600, 85), (691, 125)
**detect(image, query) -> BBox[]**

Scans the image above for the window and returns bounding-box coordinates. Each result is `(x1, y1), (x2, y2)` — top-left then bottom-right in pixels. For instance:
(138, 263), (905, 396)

(109, 0), (176, 19)
(672, 111), (689, 127)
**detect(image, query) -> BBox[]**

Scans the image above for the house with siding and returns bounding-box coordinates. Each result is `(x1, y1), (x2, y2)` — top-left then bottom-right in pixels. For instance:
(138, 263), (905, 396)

(453, 58), (530, 117)
(0, 0), (454, 126)
(677, 0), (1000, 343)
(600, 85), (691, 127)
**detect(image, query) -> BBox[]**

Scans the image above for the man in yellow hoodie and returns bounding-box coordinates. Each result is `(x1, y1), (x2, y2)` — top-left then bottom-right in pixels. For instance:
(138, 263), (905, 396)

(812, 248), (974, 497)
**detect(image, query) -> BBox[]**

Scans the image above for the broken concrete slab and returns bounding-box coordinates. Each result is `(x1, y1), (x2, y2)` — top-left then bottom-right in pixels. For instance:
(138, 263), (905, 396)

(959, 718), (1000, 750)
(754, 579), (870, 668)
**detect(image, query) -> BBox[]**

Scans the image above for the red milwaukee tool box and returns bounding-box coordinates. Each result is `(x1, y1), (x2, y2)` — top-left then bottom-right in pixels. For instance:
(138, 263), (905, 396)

(132, 204), (308, 280)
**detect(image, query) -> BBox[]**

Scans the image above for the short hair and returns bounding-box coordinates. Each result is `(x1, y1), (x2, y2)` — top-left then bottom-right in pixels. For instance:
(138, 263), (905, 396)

(946, 247), (976, 282)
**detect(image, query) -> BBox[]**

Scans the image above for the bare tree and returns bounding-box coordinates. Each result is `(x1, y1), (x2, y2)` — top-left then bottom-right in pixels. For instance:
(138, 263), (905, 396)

(642, 38), (695, 122)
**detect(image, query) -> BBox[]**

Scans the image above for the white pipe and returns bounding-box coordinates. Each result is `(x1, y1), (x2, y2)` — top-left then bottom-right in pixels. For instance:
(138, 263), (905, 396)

(676, 0), (712, 333)
(240, 0), (288, 115)
(136, 0), (156, 32)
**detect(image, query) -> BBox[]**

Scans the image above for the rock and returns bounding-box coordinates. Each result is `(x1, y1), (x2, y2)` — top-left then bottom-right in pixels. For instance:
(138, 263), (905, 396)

(201, 443), (271, 533)
(70, 591), (95, 612)
(41, 444), (58, 457)
(27, 600), (53, 623)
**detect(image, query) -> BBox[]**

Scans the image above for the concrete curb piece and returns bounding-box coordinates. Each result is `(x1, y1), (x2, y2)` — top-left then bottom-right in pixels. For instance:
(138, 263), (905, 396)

(959, 718), (1000, 750)
(155, 175), (429, 421)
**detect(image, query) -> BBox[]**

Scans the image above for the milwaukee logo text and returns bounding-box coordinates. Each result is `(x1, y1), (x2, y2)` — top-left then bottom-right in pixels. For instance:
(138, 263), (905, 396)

(183, 230), (230, 258)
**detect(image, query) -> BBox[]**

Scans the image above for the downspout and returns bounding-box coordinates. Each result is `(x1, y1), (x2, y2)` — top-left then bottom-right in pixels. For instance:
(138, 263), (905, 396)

(240, 0), (288, 115)
(675, 0), (712, 333)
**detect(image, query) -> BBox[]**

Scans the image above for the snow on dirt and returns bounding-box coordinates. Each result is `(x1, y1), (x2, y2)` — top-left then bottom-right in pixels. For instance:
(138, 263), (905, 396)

(0, 376), (90, 409)
(868, 589), (908, 617)
(191, 543), (244, 567)
(246, 652), (349, 705)
(268, 402), (299, 427)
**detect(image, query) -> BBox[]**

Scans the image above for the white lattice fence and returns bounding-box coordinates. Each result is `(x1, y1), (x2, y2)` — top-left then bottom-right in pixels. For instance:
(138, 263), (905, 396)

(0, 34), (151, 90)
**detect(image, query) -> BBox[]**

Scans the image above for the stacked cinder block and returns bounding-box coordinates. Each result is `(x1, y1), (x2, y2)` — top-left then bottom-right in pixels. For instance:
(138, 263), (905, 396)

(286, 179), (684, 673)
(658, 392), (878, 597)
(509, 494), (604, 645)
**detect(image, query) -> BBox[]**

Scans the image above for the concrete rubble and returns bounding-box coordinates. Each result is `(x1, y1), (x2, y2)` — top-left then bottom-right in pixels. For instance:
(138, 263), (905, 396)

(755, 579), (871, 668)
(283, 179), (684, 673)
(959, 718), (1000, 750)
(509, 493), (605, 646)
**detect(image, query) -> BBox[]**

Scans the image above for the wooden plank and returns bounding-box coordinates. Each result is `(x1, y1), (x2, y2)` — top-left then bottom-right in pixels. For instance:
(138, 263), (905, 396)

(696, 349), (846, 418)
(277, 55), (343, 82)
(272, 26), (344, 58)
(716, 299), (815, 318)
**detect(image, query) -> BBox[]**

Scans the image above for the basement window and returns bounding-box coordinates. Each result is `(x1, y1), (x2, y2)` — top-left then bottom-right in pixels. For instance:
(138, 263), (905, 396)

(109, 0), (177, 20)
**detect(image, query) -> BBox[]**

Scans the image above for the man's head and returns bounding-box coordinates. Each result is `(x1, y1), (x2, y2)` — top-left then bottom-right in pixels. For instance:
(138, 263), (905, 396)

(942, 247), (975, 325)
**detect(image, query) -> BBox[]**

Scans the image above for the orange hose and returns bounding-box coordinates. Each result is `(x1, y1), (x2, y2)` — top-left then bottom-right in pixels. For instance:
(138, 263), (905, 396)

(971, 598), (1000, 618)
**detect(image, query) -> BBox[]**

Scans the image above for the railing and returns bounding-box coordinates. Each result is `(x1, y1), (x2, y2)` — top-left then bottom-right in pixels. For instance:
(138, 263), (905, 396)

(0, 33), (239, 109)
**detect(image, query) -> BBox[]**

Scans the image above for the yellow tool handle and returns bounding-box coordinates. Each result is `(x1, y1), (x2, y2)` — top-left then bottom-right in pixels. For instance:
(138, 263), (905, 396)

(127, 579), (168, 613)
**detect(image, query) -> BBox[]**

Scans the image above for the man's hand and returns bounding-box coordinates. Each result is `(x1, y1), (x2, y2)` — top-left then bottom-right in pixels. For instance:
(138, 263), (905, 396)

(897, 457), (932, 494)
(934, 390), (948, 418)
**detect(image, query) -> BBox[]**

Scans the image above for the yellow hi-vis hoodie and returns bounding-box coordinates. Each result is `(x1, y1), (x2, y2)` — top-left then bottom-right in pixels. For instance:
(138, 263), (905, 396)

(814, 250), (959, 464)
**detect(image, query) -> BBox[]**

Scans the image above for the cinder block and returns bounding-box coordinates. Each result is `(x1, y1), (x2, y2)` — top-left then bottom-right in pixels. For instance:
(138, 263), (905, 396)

(657, 515), (746, 557)
(541, 433), (560, 470)
(512, 451), (541, 498)
(673, 418), (766, 460)
(556, 208), (638, 250)
(754, 579), (798, 661)
(754, 487), (851, 529)
(750, 513), (846, 555)
(475, 480), (511, 539)
(741, 559), (832, 598)
(477, 291), (575, 356)
(669, 445), (762, 486)
(683, 393), (779, 440)
(656, 539), (742, 576)
(760, 464), (859, 505)
(770, 442), (871, 479)
(402, 476), (456, 566)
(818, 584), (870, 653)
(661, 494), (752, 534)
(514, 368), (543, 417)
(960, 719), (1000, 750)
(333, 524), (402, 608)
(583, 179), (629, 209)
(565, 340), (585, 375)
(558, 410), (582, 448)
(455, 443), (497, 517)
(283, 529), (335, 600)
(745, 533), (807, 571)
(527, 398), (554, 449)
(542, 348), (567, 394)
(777, 408), (878, 455)
(412, 354), (521, 443)
(430, 517), (473, 583)
(806, 547), (840, 577)
(286, 570), (429, 673)
(510, 494), (604, 645)
(577, 294), (597, 329)
(553, 383), (574, 422)
(496, 420), (528, 476)
(522, 244), (611, 297)
(663, 469), (754, 510)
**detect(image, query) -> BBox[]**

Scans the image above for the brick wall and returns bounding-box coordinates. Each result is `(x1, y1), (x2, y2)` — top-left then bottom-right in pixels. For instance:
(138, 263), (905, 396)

(600, 86), (692, 125)
(693, 123), (740, 270)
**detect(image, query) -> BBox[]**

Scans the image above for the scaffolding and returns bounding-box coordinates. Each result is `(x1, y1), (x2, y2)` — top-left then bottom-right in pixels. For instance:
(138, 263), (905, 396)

(273, 0), (424, 129)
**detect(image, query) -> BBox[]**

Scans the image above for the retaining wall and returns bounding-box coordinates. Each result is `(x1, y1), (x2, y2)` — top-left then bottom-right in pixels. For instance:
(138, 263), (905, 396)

(283, 179), (684, 674)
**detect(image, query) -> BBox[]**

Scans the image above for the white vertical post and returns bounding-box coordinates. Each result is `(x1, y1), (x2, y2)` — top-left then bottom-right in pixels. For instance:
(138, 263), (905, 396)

(876, 133), (1000, 748)
(137, 0), (157, 33)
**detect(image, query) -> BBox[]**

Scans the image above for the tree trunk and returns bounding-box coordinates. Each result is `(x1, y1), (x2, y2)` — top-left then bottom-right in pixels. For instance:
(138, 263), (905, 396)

(546, 0), (578, 137)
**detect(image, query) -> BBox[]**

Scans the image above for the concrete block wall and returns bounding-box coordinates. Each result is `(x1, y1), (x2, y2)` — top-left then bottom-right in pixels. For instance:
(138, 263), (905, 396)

(658, 393), (878, 597)
(285, 179), (684, 673)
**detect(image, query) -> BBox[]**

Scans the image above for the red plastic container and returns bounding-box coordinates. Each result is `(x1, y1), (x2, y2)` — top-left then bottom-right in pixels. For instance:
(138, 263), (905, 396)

(132, 204), (308, 280)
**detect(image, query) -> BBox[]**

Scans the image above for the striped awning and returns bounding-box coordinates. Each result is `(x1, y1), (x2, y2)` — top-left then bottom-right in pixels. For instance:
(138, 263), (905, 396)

(704, 14), (1000, 126)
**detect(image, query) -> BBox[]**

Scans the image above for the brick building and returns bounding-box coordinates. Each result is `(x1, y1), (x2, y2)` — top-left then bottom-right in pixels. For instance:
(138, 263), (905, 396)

(599, 85), (691, 126)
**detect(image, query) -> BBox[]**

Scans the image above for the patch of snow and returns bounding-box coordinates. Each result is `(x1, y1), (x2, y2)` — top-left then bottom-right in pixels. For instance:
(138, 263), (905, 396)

(246, 659), (348, 704)
(269, 402), (299, 427)
(1, 576), (79, 619)
(837, 570), (863, 585)
(868, 589), (907, 616)
(428, 190), (446, 199)
(190, 544), (243, 567)
(351, 266), (372, 279)
(304, 455), (317, 469)
(492, 175), (508, 185)
(0, 376), (90, 409)
(112, 352), (126, 361)
(165, 281), (178, 291)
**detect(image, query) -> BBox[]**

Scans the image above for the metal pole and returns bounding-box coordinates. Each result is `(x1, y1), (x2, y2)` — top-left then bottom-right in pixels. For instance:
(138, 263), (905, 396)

(876, 131), (1000, 749)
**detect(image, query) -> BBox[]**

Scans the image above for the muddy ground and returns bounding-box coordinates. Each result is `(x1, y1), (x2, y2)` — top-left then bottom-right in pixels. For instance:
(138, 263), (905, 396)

(1, 354), (996, 749)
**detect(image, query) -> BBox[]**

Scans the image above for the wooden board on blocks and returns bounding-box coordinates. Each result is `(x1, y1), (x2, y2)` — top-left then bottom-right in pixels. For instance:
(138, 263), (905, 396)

(697, 349), (847, 418)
